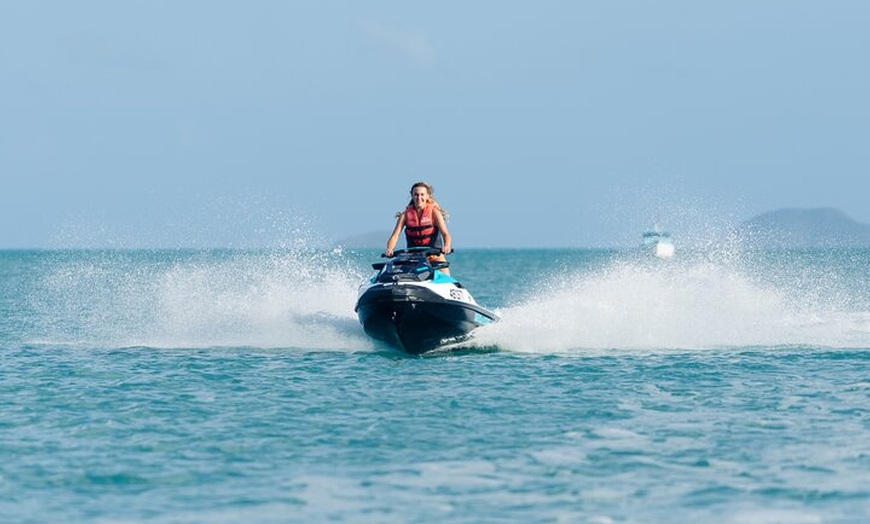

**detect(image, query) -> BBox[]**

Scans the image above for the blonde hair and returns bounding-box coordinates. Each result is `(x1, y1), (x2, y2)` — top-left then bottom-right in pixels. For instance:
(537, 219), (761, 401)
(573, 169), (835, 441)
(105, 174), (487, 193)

(404, 181), (449, 219)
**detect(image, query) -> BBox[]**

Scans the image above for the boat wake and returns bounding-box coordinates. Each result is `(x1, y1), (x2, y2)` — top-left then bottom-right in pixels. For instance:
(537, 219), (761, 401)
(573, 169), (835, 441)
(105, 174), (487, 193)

(471, 255), (870, 354)
(21, 248), (870, 355)
(24, 250), (374, 351)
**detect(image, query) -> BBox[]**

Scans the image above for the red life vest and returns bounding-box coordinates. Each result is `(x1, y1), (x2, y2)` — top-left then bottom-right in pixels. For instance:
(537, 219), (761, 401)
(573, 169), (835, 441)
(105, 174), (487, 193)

(404, 204), (440, 247)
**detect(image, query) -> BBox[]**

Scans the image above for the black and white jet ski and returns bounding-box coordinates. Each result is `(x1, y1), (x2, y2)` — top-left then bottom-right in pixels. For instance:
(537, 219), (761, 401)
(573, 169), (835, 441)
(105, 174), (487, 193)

(354, 247), (499, 355)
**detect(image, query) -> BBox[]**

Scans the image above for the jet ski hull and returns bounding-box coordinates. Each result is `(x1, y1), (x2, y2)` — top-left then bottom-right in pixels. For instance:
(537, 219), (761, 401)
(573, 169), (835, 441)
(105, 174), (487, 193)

(356, 283), (497, 355)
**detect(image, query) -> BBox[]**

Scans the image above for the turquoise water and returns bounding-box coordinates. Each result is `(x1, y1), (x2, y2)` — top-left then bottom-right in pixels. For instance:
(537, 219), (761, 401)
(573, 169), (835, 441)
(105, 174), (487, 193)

(2, 248), (869, 523)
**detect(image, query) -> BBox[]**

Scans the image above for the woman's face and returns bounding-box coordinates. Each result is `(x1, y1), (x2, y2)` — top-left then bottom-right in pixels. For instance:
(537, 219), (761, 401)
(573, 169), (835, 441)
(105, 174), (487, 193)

(411, 186), (429, 209)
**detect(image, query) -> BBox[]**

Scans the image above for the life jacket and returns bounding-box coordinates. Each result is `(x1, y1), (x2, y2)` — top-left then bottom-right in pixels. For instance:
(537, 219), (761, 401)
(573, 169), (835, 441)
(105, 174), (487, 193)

(404, 204), (441, 248)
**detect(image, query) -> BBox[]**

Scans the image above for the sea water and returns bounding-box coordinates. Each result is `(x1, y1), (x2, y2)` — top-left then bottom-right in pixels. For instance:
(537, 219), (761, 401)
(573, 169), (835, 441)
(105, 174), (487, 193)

(1, 248), (868, 523)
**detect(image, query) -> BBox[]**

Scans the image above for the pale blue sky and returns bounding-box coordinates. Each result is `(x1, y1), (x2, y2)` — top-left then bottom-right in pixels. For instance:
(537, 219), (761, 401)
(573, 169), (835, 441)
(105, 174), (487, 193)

(2, 1), (868, 248)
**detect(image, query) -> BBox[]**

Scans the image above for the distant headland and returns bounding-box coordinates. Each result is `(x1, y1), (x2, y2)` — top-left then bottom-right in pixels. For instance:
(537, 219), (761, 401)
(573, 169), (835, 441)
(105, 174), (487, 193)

(739, 207), (870, 248)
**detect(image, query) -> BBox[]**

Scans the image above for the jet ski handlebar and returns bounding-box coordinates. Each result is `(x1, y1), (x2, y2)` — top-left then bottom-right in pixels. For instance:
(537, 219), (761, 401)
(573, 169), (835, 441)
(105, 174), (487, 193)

(373, 247), (453, 271)
(381, 247), (453, 258)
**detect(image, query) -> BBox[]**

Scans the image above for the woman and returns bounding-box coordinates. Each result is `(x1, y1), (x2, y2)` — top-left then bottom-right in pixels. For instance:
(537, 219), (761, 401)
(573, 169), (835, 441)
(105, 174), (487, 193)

(385, 181), (452, 273)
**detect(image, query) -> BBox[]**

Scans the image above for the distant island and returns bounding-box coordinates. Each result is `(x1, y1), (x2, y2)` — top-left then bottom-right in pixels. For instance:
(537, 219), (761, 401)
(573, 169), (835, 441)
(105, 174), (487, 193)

(739, 207), (870, 248)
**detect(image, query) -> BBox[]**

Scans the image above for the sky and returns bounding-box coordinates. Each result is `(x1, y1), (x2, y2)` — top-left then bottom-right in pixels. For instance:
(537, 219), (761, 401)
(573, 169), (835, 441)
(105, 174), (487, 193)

(2, 1), (869, 249)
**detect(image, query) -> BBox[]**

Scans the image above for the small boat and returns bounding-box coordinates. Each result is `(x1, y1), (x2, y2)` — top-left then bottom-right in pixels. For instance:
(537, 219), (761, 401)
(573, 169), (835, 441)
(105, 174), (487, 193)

(642, 227), (675, 259)
(354, 248), (499, 355)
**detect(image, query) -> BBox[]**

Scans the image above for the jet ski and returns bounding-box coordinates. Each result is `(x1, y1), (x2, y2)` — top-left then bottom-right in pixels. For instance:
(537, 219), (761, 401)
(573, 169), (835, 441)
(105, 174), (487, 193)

(354, 247), (499, 355)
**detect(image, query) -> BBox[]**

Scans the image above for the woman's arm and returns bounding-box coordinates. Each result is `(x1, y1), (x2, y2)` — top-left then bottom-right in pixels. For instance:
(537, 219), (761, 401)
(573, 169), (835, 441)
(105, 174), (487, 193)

(433, 208), (451, 254)
(385, 214), (405, 256)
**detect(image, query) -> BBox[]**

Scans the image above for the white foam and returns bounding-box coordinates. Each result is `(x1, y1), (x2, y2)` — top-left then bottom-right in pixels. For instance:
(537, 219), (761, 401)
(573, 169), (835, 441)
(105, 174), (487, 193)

(27, 248), (870, 353)
(473, 256), (870, 353)
(30, 250), (374, 350)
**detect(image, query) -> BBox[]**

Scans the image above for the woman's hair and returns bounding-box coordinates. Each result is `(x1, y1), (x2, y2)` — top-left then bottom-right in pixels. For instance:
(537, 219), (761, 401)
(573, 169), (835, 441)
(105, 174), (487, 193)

(404, 181), (449, 219)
